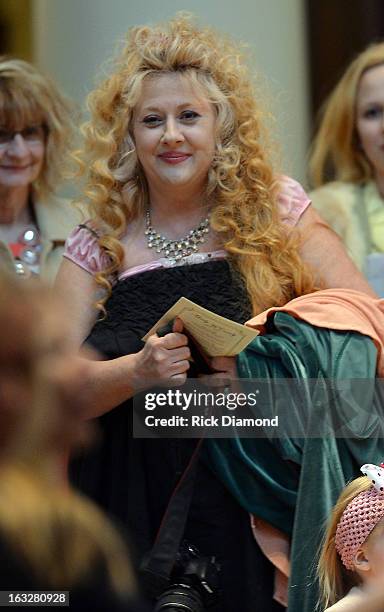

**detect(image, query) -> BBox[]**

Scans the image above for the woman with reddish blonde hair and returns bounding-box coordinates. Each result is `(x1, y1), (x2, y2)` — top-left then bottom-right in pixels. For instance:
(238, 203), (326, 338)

(309, 42), (384, 295)
(56, 15), (373, 611)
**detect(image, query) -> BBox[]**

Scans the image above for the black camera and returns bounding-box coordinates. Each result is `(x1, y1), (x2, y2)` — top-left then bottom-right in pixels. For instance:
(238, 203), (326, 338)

(153, 541), (221, 612)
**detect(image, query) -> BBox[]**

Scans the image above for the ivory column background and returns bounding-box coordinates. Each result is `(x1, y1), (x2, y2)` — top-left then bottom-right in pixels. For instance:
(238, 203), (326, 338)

(32, 0), (310, 185)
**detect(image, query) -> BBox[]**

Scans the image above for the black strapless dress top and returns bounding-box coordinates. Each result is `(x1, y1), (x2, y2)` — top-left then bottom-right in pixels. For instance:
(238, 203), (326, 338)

(70, 260), (283, 612)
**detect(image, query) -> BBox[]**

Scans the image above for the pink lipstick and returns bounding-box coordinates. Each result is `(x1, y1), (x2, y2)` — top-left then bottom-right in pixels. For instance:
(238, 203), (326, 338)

(158, 152), (191, 164)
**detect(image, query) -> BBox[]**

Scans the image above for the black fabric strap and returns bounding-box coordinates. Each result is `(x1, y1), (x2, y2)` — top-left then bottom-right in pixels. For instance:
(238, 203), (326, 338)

(140, 438), (203, 597)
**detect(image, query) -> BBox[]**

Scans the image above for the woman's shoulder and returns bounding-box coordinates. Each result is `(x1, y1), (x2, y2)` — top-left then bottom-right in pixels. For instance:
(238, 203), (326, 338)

(63, 220), (110, 275)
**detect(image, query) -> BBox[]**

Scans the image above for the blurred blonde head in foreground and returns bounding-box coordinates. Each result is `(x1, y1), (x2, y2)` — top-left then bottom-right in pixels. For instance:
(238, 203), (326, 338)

(0, 267), (135, 601)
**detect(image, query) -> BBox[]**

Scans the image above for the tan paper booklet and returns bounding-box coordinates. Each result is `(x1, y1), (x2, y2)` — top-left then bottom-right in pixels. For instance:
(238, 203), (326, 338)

(142, 297), (258, 357)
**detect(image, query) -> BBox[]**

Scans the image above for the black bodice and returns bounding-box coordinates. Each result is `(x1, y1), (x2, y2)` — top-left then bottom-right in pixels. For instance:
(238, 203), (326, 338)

(71, 260), (282, 612)
(87, 260), (252, 359)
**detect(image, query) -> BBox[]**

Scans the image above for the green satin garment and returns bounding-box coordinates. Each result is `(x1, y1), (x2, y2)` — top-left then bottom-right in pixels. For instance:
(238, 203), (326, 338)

(203, 313), (383, 612)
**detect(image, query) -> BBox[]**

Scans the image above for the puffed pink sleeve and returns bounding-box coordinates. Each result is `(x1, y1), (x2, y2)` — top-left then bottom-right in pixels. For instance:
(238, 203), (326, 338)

(63, 223), (110, 275)
(277, 175), (311, 226)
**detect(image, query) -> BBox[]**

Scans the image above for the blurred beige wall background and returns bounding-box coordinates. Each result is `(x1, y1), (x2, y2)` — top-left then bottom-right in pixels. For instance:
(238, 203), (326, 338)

(32, 0), (310, 185)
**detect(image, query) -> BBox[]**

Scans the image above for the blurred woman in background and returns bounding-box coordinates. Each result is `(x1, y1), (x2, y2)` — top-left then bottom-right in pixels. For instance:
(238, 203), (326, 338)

(0, 58), (82, 281)
(309, 42), (384, 295)
(0, 268), (146, 611)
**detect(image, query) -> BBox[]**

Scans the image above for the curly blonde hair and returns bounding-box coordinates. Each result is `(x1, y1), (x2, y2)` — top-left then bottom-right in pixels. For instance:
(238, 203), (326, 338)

(309, 42), (384, 188)
(77, 14), (315, 314)
(0, 57), (75, 197)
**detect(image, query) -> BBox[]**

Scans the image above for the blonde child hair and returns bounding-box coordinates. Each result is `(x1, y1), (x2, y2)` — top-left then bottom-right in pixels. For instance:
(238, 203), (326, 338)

(318, 470), (384, 610)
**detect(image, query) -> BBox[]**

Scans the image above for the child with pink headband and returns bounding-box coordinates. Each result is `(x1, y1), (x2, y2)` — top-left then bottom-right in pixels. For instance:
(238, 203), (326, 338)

(318, 463), (384, 611)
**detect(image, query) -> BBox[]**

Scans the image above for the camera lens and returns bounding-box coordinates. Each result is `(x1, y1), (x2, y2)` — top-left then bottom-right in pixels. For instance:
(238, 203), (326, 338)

(154, 583), (204, 612)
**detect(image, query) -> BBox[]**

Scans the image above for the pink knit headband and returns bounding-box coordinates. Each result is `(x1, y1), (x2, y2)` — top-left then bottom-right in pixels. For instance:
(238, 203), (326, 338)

(335, 464), (384, 570)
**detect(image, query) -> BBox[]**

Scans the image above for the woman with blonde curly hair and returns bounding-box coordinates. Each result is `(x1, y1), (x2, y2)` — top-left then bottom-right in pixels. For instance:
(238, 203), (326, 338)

(309, 42), (384, 295)
(56, 15), (373, 611)
(0, 58), (82, 281)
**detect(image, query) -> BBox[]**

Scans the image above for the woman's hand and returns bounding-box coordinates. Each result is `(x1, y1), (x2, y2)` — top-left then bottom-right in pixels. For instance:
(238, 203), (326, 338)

(210, 356), (238, 379)
(198, 356), (239, 391)
(130, 322), (190, 391)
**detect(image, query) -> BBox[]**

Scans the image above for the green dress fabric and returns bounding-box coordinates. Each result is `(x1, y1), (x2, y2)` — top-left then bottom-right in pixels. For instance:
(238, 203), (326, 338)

(204, 312), (384, 612)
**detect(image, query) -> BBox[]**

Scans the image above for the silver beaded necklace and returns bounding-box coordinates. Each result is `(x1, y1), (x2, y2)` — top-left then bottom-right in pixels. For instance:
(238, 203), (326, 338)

(145, 209), (210, 262)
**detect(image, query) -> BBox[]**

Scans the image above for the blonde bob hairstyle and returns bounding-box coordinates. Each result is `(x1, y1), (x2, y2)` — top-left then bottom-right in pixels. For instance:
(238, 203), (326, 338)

(309, 42), (384, 188)
(317, 476), (373, 610)
(77, 14), (315, 314)
(0, 57), (74, 197)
